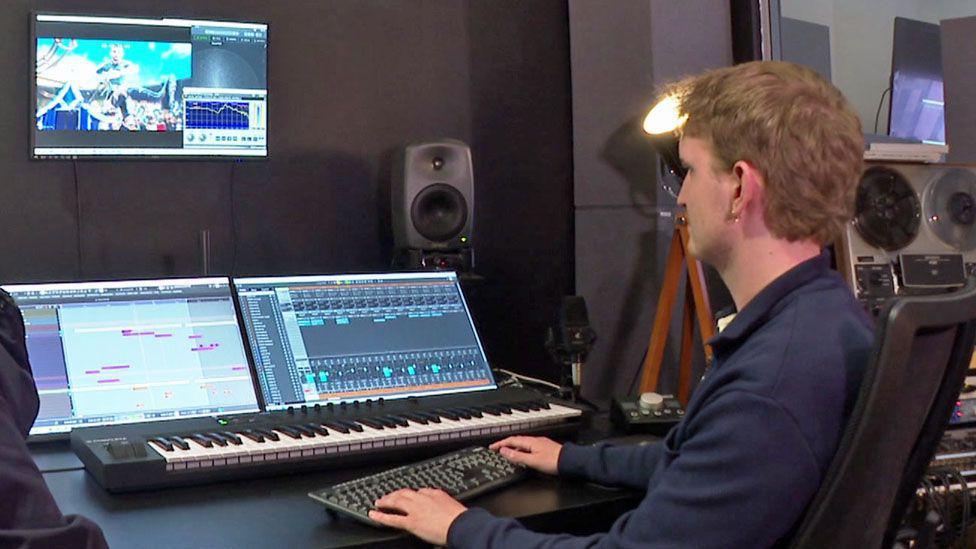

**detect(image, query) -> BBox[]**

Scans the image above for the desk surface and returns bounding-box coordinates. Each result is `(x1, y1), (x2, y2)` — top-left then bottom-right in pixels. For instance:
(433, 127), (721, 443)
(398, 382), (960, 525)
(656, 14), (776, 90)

(39, 414), (650, 548)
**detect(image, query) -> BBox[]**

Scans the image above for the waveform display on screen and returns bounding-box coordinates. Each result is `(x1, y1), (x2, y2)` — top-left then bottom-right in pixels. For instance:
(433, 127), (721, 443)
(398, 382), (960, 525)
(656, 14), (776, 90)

(185, 100), (250, 130)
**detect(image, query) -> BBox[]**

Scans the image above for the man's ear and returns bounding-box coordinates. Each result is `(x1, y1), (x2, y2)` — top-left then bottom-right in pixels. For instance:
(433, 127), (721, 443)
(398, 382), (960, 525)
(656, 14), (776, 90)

(730, 160), (763, 217)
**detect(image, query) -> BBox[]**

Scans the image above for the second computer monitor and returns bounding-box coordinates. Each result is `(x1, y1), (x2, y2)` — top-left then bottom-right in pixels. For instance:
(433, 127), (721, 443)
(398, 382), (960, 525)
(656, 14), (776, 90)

(233, 272), (496, 410)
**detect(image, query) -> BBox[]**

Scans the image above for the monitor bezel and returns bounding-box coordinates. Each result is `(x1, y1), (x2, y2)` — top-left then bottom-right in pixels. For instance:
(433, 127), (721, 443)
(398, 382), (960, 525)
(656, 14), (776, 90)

(29, 11), (270, 161)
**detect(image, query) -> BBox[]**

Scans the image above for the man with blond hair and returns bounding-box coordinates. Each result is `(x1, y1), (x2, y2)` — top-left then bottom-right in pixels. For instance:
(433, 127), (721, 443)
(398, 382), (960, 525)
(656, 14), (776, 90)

(368, 61), (874, 548)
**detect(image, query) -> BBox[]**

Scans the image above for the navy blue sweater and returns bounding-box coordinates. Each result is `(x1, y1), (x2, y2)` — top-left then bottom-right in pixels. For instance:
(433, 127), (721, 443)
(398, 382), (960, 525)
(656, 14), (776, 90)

(0, 290), (107, 549)
(447, 252), (874, 548)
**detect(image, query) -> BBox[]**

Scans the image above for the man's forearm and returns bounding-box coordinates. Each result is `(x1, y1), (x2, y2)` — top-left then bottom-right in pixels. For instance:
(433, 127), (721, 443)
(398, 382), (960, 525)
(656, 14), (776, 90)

(558, 441), (662, 490)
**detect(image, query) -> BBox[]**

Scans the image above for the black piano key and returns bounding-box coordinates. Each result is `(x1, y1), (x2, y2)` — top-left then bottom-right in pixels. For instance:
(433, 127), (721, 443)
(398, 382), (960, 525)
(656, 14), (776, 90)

(532, 400), (551, 410)
(457, 407), (483, 418)
(220, 431), (244, 445)
(254, 428), (280, 442)
(384, 415), (410, 428)
(485, 404), (513, 415)
(413, 411), (441, 423)
(239, 430), (266, 443)
(358, 418), (386, 430)
(523, 401), (543, 411)
(204, 432), (228, 447)
(509, 402), (532, 412)
(305, 423), (329, 436)
(338, 420), (365, 432)
(188, 434), (214, 448)
(323, 420), (350, 434)
(276, 426), (303, 439)
(148, 437), (174, 452)
(400, 412), (428, 425)
(169, 436), (191, 450)
(447, 407), (473, 420)
(291, 425), (316, 438)
(432, 408), (461, 421)
(479, 406), (502, 416)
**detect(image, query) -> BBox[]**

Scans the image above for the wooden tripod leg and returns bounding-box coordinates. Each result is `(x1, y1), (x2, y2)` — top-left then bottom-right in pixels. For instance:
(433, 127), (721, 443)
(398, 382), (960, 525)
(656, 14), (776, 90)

(677, 281), (695, 404)
(638, 227), (685, 394)
(678, 224), (716, 362)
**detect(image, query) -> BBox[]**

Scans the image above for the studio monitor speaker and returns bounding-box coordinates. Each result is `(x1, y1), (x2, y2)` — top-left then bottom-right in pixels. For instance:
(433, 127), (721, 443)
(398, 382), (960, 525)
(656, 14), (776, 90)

(837, 162), (976, 314)
(392, 139), (474, 253)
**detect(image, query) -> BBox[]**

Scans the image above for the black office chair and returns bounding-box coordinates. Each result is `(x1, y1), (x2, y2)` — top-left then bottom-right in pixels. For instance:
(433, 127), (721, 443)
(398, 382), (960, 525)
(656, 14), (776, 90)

(789, 278), (976, 549)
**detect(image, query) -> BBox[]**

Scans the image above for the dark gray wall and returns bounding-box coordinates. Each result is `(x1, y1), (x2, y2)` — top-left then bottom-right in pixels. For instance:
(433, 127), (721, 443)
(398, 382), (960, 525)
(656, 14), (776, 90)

(2, 0), (574, 381)
(570, 0), (733, 402)
(943, 15), (976, 165)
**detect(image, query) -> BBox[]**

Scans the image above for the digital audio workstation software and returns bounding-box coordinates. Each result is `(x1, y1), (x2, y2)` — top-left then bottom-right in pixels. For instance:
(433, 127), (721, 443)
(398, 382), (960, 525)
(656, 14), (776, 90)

(3, 278), (260, 436)
(233, 272), (497, 409)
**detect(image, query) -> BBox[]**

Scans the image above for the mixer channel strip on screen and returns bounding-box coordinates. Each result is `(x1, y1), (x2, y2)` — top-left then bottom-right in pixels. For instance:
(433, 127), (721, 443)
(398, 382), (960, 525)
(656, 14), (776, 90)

(234, 272), (499, 409)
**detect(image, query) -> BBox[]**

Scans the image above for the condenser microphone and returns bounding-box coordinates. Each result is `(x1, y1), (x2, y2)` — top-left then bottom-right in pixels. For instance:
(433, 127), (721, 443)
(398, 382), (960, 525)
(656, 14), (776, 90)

(546, 296), (596, 400)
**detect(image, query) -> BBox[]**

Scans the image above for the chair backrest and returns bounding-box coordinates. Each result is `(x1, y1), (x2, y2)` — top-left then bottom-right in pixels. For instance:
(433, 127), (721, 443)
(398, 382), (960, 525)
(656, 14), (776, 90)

(789, 278), (976, 549)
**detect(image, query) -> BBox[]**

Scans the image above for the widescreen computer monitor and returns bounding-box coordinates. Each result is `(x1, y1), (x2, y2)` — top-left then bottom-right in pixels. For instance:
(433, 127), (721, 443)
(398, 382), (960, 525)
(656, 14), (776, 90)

(31, 13), (268, 158)
(888, 17), (945, 145)
(233, 272), (497, 410)
(2, 278), (260, 438)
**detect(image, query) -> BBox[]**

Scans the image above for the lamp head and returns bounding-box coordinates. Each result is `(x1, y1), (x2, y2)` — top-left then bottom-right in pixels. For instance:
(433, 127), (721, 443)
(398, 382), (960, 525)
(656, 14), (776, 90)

(643, 93), (688, 191)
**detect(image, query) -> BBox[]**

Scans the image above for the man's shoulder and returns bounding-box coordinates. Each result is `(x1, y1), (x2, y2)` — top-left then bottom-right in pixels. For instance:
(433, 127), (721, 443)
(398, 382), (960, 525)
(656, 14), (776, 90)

(786, 275), (874, 353)
(716, 274), (873, 397)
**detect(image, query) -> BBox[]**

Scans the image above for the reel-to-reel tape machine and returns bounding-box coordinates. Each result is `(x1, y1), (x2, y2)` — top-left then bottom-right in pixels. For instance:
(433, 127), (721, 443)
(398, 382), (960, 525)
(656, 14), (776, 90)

(838, 162), (976, 315)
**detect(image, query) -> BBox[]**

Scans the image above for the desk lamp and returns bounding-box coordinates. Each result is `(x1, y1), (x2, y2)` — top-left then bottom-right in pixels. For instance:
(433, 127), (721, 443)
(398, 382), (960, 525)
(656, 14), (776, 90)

(642, 93), (688, 197)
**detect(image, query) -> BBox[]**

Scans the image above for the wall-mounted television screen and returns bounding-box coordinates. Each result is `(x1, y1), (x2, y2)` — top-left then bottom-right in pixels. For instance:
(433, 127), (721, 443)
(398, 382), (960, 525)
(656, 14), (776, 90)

(31, 14), (268, 159)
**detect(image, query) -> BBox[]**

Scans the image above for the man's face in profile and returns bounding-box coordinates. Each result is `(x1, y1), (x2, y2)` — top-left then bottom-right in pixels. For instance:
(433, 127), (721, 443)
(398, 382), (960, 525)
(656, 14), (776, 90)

(676, 136), (737, 267)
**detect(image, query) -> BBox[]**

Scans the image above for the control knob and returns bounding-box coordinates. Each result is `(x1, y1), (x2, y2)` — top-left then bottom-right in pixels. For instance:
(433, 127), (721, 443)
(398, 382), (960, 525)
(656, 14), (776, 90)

(638, 392), (665, 413)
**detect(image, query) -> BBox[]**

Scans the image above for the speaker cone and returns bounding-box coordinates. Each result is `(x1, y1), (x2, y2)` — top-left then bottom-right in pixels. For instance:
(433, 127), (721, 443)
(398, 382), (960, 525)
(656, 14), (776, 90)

(411, 183), (469, 243)
(854, 166), (921, 251)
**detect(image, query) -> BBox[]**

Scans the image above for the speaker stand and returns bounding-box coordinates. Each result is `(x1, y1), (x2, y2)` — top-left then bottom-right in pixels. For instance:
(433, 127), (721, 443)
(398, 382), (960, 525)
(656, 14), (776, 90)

(393, 248), (473, 273)
(637, 218), (716, 405)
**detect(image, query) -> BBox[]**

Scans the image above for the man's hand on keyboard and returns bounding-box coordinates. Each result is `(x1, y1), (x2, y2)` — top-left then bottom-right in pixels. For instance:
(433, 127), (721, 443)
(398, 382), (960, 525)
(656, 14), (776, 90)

(490, 436), (562, 475)
(369, 488), (467, 545)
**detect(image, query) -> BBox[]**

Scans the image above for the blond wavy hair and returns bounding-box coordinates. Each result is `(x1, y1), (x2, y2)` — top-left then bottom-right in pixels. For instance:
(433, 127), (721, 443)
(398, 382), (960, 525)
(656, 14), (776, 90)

(666, 61), (863, 245)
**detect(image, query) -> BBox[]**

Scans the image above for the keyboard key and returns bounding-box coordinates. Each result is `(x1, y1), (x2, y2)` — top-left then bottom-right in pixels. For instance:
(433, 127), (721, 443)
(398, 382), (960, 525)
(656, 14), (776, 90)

(188, 434), (214, 448)
(149, 437), (174, 452)
(254, 428), (280, 442)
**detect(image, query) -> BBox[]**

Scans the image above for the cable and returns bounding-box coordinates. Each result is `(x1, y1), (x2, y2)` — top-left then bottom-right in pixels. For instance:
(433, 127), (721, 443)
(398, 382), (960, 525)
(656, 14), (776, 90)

(495, 368), (561, 391)
(626, 347), (648, 396)
(229, 161), (239, 275)
(950, 470), (969, 542)
(874, 87), (892, 134)
(38, 465), (86, 474)
(937, 470), (957, 546)
(921, 475), (945, 543)
(72, 161), (83, 278)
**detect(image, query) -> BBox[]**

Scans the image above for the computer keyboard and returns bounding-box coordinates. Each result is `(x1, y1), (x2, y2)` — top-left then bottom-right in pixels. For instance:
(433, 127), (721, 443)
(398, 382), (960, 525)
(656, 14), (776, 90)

(308, 446), (527, 526)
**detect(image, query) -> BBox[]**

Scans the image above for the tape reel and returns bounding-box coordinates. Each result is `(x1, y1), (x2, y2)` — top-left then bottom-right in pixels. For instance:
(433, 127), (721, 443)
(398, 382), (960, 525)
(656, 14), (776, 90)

(854, 166), (921, 251)
(923, 168), (976, 252)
